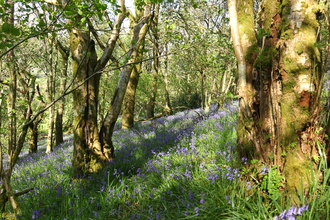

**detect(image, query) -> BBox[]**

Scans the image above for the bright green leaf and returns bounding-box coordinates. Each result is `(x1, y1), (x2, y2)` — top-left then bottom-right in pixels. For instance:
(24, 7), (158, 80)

(78, 9), (84, 15)
(81, 17), (87, 24)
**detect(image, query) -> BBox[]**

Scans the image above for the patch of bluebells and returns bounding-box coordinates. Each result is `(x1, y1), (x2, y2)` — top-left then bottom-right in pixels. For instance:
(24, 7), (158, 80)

(222, 166), (240, 181)
(273, 205), (309, 220)
(11, 102), (239, 219)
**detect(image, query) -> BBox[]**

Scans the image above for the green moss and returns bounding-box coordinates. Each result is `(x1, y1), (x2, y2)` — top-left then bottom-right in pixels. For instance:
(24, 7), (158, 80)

(303, 4), (321, 29)
(284, 151), (312, 192)
(261, 0), (279, 29)
(295, 43), (304, 55)
(283, 57), (297, 74)
(246, 43), (259, 63)
(254, 46), (277, 68)
(280, 94), (298, 147)
(237, 0), (256, 45)
(280, 90), (311, 151)
(281, 0), (290, 7)
(237, 116), (260, 160)
(280, 29), (294, 40)
(89, 158), (103, 173)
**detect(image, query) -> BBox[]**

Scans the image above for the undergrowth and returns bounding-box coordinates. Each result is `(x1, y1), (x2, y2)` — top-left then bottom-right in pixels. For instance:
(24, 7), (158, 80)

(5, 101), (330, 219)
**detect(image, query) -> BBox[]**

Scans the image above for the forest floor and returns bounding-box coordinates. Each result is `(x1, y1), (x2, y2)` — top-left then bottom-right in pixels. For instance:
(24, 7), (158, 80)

(7, 101), (329, 219)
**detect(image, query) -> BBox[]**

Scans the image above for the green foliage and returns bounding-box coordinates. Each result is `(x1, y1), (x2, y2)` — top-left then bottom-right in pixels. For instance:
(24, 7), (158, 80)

(260, 165), (284, 200)
(0, 22), (21, 49)
(172, 91), (202, 109)
(225, 91), (237, 100)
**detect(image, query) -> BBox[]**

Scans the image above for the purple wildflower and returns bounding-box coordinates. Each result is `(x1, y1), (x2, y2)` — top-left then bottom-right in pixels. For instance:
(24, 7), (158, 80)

(241, 157), (248, 165)
(194, 207), (199, 217)
(32, 209), (41, 219)
(225, 195), (231, 204)
(261, 166), (269, 175)
(207, 172), (219, 184)
(273, 204), (309, 220)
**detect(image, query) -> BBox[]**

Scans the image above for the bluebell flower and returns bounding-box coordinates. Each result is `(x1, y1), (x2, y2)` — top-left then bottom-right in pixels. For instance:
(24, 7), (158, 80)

(194, 207), (199, 217)
(273, 204), (309, 220)
(225, 195), (231, 204)
(261, 166), (269, 175)
(32, 209), (41, 219)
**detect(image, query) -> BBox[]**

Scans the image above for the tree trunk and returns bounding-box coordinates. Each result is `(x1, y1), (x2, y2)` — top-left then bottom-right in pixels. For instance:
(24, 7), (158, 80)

(200, 71), (206, 110)
(70, 22), (101, 177)
(55, 40), (69, 146)
(163, 44), (172, 115)
(46, 100), (55, 153)
(146, 4), (160, 119)
(100, 4), (152, 158)
(69, 0), (127, 178)
(228, 0), (256, 160)
(122, 3), (159, 129)
(46, 39), (56, 153)
(26, 78), (41, 154)
(29, 122), (39, 154)
(229, 0), (324, 194)
(122, 61), (142, 129)
(3, 1), (22, 214)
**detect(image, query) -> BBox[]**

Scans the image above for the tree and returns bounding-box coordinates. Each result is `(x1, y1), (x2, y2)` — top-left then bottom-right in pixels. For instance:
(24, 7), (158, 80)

(55, 39), (69, 146)
(228, 0), (326, 193)
(121, 1), (155, 129)
(160, 0), (234, 110)
(67, 0), (128, 177)
(100, 1), (153, 159)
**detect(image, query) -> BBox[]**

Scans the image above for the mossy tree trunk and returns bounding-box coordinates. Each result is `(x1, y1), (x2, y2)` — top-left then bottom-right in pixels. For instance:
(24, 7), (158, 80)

(229, 0), (324, 193)
(3, 1), (21, 215)
(122, 61), (142, 129)
(69, 0), (127, 178)
(146, 4), (160, 119)
(100, 3), (153, 157)
(55, 40), (69, 146)
(122, 3), (158, 129)
(70, 19), (104, 177)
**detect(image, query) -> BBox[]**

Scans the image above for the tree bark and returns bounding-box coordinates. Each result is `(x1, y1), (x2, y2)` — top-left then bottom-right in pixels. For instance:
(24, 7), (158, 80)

(229, 0), (324, 194)
(70, 21), (101, 177)
(46, 78), (55, 153)
(122, 61), (142, 129)
(55, 40), (69, 146)
(163, 44), (172, 115)
(70, 0), (127, 178)
(2, 1), (22, 214)
(228, 0), (256, 159)
(146, 4), (160, 119)
(122, 3), (159, 129)
(200, 71), (206, 110)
